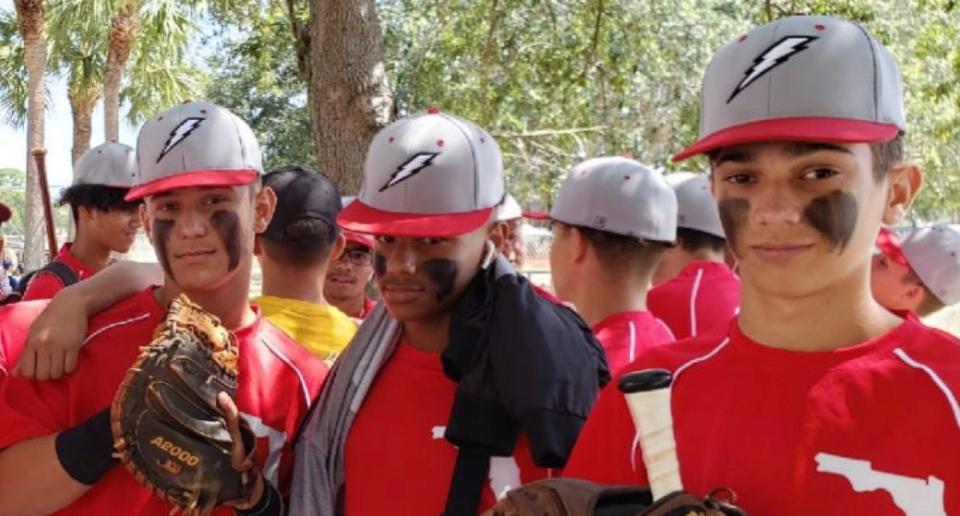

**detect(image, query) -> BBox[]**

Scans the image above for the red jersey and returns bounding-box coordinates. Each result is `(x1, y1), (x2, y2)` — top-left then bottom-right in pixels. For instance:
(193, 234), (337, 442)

(344, 341), (552, 515)
(0, 300), (48, 378)
(22, 244), (95, 301)
(648, 261), (740, 340)
(356, 296), (377, 319)
(564, 316), (960, 514)
(0, 287), (329, 515)
(592, 311), (674, 375)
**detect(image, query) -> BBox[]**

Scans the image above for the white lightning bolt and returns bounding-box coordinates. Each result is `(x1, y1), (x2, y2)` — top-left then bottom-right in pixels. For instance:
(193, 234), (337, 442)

(728, 35), (818, 103)
(156, 117), (205, 163)
(379, 152), (439, 191)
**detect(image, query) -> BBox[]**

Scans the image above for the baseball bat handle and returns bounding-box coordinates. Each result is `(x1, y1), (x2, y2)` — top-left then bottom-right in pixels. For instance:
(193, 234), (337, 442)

(618, 368), (683, 500)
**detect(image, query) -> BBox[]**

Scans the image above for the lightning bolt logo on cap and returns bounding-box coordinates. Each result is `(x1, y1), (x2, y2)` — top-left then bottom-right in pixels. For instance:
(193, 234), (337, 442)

(157, 117), (205, 163)
(727, 35), (818, 103)
(379, 152), (439, 192)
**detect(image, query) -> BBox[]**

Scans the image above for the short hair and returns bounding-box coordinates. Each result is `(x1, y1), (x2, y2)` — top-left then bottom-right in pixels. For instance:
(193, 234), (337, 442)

(676, 227), (726, 254)
(904, 267), (946, 317)
(260, 218), (337, 267)
(58, 184), (140, 221)
(869, 133), (903, 182)
(561, 223), (671, 277)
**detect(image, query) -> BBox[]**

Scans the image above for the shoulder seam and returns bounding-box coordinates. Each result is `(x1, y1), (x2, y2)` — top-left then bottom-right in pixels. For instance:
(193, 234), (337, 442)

(259, 335), (312, 407)
(674, 337), (731, 384)
(82, 312), (153, 346)
(893, 347), (960, 433)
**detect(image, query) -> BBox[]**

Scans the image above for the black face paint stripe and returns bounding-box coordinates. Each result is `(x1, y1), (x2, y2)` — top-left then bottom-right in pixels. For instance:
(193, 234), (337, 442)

(153, 219), (175, 280)
(373, 253), (386, 278)
(421, 259), (458, 302)
(718, 198), (749, 254)
(804, 190), (858, 253)
(210, 210), (241, 271)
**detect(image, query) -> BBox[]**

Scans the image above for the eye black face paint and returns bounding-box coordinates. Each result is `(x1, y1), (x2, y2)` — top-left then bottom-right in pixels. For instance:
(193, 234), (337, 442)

(373, 253), (387, 278)
(718, 198), (750, 253)
(153, 219), (175, 280)
(422, 259), (459, 302)
(210, 211), (241, 271)
(804, 190), (858, 252)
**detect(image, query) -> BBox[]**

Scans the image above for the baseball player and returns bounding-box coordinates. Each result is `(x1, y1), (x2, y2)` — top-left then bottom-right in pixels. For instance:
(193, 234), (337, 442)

(0, 101), (328, 514)
(21, 142), (141, 300)
(648, 173), (741, 339)
(291, 109), (608, 515)
(546, 157), (677, 374)
(324, 223), (378, 319)
(563, 15), (959, 514)
(872, 224), (960, 317)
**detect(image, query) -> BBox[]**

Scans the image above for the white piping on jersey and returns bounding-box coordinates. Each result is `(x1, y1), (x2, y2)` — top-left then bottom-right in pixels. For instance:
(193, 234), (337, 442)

(657, 318), (675, 341)
(893, 347), (960, 433)
(239, 411), (286, 486)
(689, 268), (705, 337)
(627, 321), (637, 363)
(259, 336), (312, 407)
(82, 312), (153, 345)
(630, 337), (730, 472)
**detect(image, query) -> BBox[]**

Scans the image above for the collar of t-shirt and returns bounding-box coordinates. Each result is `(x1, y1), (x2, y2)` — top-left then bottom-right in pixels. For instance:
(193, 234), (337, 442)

(678, 260), (736, 280)
(391, 339), (449, 375)
(56, 243), (95, 280)
(727, 312), (923, 378)
(591, 310), (663, 334)
(139, 287), (265, 343)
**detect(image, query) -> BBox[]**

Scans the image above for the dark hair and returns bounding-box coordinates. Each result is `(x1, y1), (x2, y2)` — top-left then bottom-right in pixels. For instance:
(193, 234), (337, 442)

(869, 133), (904, 182)
(562, 223), (671, 276)
(260, 218), (337, 267)
(58, 184), (140, 221)
(676, 227), (726, 254)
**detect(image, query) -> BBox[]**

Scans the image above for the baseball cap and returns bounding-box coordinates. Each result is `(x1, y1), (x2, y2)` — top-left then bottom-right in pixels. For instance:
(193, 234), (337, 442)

(674, 15), (904, 162)
(261, 166), (341, 243)
(495, 194), (523, 222)
(338, 109), (504, 237)
(126, 101), (262, 200)
(876, 225), (960, 305)
(343, 230), (374, 249)
(73, 142), (137, 188)
(0, 201), (10, 223)
(667, 173), (724, 238)
(550, 157), (677, 242)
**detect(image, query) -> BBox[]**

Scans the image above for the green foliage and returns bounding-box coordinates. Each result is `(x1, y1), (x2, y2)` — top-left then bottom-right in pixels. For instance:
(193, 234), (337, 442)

(0, 10), (33, 126)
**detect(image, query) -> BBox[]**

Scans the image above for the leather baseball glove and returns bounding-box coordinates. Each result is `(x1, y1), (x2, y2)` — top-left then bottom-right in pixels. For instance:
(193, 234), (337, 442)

(111, 294), (257, 514)
(486, 478), (746, 516)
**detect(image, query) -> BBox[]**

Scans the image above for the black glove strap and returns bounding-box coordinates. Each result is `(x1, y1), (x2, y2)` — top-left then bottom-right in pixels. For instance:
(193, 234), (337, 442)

(237, 479), (284, 516)
(443, 447), (490, 516)
(55, 408), (117, 485)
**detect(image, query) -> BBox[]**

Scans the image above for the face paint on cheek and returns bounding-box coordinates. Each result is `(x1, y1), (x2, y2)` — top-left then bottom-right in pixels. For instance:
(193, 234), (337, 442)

(210, 211), (241, 271)
(421, 259), (459, 302)
(373, 253), (386, 278)
(152, 219), (175, 280)
(804, 190), (859, 252)
(718, 198), (750, 253)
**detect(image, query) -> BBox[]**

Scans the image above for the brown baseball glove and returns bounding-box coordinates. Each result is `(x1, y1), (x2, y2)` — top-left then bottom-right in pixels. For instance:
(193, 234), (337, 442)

(485, 478), (746, 516)
(111, 294), (258, 515)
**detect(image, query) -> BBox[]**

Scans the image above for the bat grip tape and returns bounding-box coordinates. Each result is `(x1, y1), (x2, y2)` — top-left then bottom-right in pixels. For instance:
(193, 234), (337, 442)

(54, 408), (117, 485)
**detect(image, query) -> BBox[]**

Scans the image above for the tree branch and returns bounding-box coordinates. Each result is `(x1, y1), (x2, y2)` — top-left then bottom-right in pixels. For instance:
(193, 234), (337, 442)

(497, 126), (607, 138)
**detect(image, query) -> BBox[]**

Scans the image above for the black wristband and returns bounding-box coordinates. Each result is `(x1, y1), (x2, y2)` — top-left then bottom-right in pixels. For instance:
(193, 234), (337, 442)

(237, 480), (284, 516)
(54, 408), (117, 485)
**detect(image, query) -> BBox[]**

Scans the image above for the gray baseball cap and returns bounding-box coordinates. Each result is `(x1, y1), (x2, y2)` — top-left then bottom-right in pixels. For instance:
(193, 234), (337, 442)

(338, 108), (504, 237)
(73, 142), (137, 188)
(550, 157), (677, 242)
(878, 225), (960, 305)
(667, 173), (724, 238)
(675, 15), (904, 162)
(495, 193), (523, 222)
(126, 100), (262, 200)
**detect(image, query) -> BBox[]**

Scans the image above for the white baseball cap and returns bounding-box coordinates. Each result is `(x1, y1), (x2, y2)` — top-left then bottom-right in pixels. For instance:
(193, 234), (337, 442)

(73, 142), (137, 188)
(495, 194), (523, 222)
(338, 108), (504, 237)
(675, 15), (904, 161)
(877, 225), (960, 305)
(126, 100), (262, 200)
(667, 173), (724, 238)
(549, 157), (677, 242)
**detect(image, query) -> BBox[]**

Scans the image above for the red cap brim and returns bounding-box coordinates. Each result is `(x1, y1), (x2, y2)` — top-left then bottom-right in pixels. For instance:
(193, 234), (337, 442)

(523, 211), (551, 221)
(876, 227), (911, 268)
(338, 200), (494, 238)
(342, 230), (374, 249)
(125, 169), (258, 201)
(0, 202), (10, 223)
(673, 117), (901, 162)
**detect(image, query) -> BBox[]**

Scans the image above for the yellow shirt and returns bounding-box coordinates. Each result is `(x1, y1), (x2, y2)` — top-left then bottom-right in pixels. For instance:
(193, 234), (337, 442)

(252, 295), (358, 365)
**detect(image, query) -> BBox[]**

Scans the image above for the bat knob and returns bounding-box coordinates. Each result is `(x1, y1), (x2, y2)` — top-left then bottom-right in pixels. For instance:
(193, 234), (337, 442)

(618, 368), (673, 394)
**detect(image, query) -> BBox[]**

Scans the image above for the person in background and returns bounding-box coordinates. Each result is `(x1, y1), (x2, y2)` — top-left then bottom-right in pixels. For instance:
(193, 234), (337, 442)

(324, 227), (378, 320)
(871, 224), (960, 317)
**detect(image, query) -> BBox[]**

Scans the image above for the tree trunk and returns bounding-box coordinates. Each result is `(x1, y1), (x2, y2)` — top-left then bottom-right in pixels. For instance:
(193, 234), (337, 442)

(103, 0), (142, 142)
(69, 83), (100, 165)
(306, 0), (393, 194)
(14, 0), (47, 270)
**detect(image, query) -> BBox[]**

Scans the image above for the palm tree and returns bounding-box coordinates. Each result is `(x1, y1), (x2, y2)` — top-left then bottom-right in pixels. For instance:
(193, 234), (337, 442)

(102, 0), (142, 142)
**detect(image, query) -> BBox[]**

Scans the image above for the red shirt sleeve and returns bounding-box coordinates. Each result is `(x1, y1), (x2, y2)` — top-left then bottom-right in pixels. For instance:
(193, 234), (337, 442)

(0, 375), (69, 449)
(563, 380), (649, 486)
(21, 271), (65, 301)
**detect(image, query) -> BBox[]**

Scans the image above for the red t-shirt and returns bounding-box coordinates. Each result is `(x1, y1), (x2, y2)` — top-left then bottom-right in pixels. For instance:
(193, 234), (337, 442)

(564, 316), (960, 514)
(344, 341), (552, 515)
(0, 287), (329, 515)
(648, 261), (740, 341)
(0, 300), (48, 378)
(21, 244), (96, 301)
(592, 311), (675, 376)
(356, 297), (377, 319)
